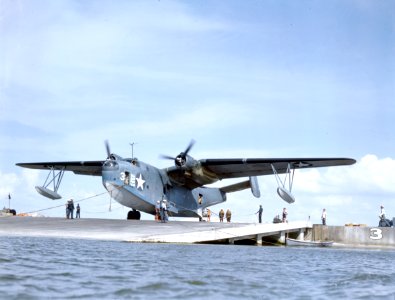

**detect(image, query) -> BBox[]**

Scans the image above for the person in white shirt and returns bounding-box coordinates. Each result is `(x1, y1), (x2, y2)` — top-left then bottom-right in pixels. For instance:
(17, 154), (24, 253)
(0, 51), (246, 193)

(379, 205), (385, 220)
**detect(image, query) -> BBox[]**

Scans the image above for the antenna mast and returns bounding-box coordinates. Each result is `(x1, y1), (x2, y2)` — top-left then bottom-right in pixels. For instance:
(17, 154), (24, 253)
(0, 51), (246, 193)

(129, 142), (137, 159)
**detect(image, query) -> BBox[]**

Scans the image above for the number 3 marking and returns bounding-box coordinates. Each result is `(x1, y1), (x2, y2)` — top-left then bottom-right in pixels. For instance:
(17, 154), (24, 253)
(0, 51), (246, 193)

(370, 228), (383, 240)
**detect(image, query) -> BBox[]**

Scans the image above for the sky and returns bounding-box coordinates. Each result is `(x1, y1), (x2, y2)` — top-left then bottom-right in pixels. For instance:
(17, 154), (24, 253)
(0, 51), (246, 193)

(0, 0), (394, 226)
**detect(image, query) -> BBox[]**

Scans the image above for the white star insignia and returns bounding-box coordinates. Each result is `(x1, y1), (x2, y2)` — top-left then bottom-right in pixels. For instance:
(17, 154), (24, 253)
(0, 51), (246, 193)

(135, 173), (145, 190)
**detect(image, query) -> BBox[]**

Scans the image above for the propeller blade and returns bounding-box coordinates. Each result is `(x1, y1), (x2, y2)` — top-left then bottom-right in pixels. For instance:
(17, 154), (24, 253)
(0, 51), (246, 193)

(159, 154), (175, 160)
(105, 140), (111, 158)
(183, 139), (195, 157)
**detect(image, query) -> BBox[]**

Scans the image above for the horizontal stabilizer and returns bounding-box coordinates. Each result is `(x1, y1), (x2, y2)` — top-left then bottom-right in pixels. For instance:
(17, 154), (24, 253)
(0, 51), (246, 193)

(220, 180), (250, 194)
(220, 177), (260, 198)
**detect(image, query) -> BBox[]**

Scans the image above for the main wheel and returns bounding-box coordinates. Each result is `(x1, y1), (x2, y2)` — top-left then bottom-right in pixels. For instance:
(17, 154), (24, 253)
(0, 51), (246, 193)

(127, 210), (141, 220)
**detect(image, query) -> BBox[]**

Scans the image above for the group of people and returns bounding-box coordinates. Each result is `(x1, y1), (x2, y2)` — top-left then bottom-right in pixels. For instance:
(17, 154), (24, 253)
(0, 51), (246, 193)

(259, 206), (327, 225)
(200, 208), (232, 222)
(155, 198), (169, 223)
(262, 205), (393, 227)
(259, 206), (289, 224)
(64, 194), (389, 227)
(198, 193), (232, 222)
(65, 199), (80, 219)
(218, 209), (232, 222)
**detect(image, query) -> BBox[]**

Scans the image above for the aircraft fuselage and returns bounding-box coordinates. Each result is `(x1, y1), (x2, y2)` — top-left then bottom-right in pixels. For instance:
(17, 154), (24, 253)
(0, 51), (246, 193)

(101, 158), (226, 218)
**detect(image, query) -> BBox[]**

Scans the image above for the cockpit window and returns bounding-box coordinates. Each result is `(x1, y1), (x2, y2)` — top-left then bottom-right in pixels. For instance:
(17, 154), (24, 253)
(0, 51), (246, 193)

(124, 158), (139, 166)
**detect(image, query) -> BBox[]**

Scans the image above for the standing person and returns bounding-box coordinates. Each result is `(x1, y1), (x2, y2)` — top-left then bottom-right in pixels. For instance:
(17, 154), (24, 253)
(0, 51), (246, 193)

(379, 205), (386, 220)
(378, 205), (391, 227)
(219, 209), (225, 222)
(159, 199), (165, 222)
(256, 205), (263, 223)
(65, 201), (70, 219)
(197, 194), (204, 221)
(207, 209), (211, 222)
(155, 200), (160, 221)
(282, 208), (288, 223)
(160, 199), (168, 223)
(226, 209), (232, 223)
(321, 208), (327, 225)
(69, 199), (75, 219)
(163, 200), (168, 222)
(76, 204), (81, 218)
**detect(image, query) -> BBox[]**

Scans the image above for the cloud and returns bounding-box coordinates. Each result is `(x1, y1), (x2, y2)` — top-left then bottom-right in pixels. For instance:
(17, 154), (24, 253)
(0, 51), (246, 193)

(295, 154), (395, 196)
(1, 0), (231, 92)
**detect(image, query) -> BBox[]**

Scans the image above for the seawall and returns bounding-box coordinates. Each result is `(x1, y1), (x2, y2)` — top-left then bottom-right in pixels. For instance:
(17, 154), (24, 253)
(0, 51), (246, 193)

(312, 224), (395, 248)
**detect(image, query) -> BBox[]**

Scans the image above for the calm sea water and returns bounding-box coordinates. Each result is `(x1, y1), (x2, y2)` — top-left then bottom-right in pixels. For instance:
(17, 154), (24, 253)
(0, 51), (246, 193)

(0, 236), (394, 300)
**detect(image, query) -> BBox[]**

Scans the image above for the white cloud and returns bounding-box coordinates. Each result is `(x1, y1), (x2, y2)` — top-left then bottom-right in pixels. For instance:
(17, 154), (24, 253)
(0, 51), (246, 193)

(295, 154), (395, 196)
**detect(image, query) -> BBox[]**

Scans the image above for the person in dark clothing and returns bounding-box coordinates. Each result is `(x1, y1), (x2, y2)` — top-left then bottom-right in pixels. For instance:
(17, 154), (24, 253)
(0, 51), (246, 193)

(76, 204), (81, 218)
(256, 205), (263, 223)
(219, 209), (225, 222)
(68, 199), (75, 219)
(65, 201), (70, 219)
(321, 208), (326, 225)
(226, 209), (232, 222)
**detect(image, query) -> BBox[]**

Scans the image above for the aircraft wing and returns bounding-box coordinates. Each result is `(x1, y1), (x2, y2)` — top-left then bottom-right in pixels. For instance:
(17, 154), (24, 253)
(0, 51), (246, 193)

(16, 161), (105, 176)
(199, 158), (356, 179)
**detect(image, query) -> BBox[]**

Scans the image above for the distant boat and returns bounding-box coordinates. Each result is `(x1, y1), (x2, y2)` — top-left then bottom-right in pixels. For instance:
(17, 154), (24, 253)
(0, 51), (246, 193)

(286, 238), (333, 247)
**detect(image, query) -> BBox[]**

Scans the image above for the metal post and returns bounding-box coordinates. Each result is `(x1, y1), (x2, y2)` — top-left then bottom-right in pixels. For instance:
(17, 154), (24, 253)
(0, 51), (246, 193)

(130, 142), (137, 159)
(297, 229), (304, 240)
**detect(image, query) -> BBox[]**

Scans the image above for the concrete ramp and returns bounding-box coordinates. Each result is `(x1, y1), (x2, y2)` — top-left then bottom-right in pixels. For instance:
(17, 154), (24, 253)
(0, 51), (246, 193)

(134, 221), (312, 244)
(0, 217), (311, 245)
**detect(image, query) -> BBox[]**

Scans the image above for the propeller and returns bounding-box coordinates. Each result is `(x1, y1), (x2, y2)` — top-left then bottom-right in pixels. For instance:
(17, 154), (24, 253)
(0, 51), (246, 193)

(160, 139), (195, 167)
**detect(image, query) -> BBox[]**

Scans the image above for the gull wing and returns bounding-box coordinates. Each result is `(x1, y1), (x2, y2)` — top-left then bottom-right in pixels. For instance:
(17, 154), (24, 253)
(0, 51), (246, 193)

(199, 158), (356, 179)
(16, 161), (105, 176)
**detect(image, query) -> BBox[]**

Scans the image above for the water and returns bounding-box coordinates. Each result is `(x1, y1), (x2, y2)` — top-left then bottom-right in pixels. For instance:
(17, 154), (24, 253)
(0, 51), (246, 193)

(0, 236), (394, 299)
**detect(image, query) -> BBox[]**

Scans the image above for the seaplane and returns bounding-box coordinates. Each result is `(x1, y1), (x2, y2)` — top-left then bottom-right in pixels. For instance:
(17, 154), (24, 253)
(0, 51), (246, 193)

(16, 140), (356, 219)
